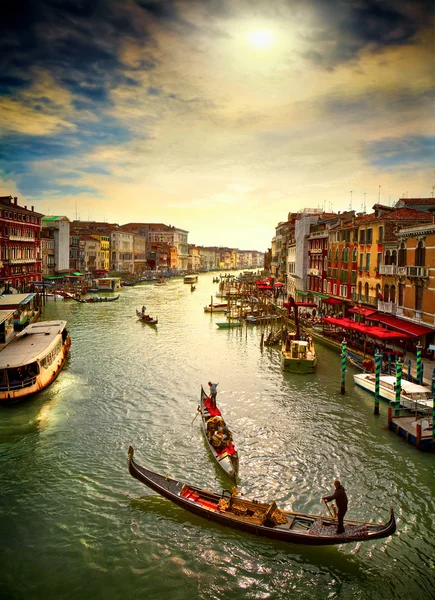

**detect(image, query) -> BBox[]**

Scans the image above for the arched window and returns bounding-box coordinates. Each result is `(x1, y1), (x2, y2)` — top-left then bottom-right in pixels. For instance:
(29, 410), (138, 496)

(352, 247), (358, 262)
(383, 284), (389, 302)
(358, 281), (362, 296)
(385, 250), (391, 265)
(415, 241), (425, 266)
(364, 282), (369, 297)
(390, 285), (396, 303)
(328, 249), (332, 261)
(335, 248), (339, 261)
(398, 242), (406, 267)
(391, 249), (397, 265)
(398, 283), (405, 306)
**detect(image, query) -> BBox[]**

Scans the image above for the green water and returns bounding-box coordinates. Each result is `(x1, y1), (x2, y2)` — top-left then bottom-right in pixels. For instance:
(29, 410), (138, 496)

(0, 273), (434, 599)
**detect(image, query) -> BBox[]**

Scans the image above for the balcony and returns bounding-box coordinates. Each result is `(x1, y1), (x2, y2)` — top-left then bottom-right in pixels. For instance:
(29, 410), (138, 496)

(406, 266), (429, 278)
(8, 258), (37, 264)
(308, 268), (320, 276)
(377, 300), (397, 314)
(379, 264), (397, 276)
(396, 266), (407, 276)
(352, 293), (378, 307)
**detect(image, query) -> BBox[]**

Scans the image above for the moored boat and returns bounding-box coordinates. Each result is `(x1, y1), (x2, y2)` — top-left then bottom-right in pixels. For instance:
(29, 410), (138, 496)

(136, 309), (158, 325)
(204, 303), (228, 313)
(199, 385), (238, 480)
(0, 320), (71, 403)
(354, 373), (433, 411)
(84, 294), (120, 303)
(127, 447), (396, 546)
(184, 274), (198, 284)
(281, 333), (317, 374)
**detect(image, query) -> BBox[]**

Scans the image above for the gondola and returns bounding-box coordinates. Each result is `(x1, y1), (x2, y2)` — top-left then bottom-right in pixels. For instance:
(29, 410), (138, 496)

(127, 447), (396, 546)
(84, 294), (120, 303)
(136, 309), (158, 325)
(198, 386), (239, 480)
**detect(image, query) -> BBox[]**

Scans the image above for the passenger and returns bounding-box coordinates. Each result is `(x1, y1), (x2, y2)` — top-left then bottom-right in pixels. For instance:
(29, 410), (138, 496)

(322, 479), (348, 534)
(211, 430), (224, 449)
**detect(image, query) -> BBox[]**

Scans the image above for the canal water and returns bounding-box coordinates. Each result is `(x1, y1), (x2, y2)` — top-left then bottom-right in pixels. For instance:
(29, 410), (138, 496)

(0, 273), (433, 600)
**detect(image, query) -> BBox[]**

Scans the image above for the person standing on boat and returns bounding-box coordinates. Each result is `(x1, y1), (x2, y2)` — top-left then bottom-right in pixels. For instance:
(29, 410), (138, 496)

(208, 381), (218, 409)
(142, 306), (146, 314)
(323, 480), (348, 534)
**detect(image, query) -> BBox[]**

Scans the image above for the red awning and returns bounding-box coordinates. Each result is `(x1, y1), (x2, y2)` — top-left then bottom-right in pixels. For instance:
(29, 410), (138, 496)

(295, 302), (317, 307)
(323, 298), (342, 305)
(367, 314), (434, 338)
(321, 317), (411, 340)
(348, 307), (377, 317)
(275, 282), (284, 287)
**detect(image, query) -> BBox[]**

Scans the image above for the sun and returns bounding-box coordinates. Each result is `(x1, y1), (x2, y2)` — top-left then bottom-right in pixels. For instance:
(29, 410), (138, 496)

(246, 29), (275, 50)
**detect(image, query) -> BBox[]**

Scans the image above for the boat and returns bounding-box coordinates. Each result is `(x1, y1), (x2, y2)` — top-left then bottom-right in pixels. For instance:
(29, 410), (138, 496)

(184, 274), (198, 284)
(216, 321), (242, 329)
(127, 447), (396, 546)
(354, 373), (433, 411)
(199, 385), (238, 480)
(190, 284), (196, 292)
(154, 279), (166, 286)
(0, 321), (71, 403)
(136, 309), (158, 325)
(204, 303), (228, 313)
(84, 294), (120, 303)
(281, 298), (317, 373)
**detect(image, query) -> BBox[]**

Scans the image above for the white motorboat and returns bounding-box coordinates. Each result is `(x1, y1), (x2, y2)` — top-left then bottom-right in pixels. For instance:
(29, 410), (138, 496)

(354, 373), (433, 411)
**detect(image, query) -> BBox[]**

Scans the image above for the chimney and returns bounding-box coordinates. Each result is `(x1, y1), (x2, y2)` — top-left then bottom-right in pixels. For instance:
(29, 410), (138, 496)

(31, 206), (34, 212)
(14, 196), (18, 204)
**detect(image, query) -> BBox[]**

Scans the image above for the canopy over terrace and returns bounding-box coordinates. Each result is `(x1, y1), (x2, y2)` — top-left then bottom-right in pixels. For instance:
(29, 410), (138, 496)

(321, 317), (411, 341)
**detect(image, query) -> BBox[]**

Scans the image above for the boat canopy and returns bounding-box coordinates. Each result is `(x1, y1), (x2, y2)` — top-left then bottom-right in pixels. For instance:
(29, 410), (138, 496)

(321, 317), (411, 341)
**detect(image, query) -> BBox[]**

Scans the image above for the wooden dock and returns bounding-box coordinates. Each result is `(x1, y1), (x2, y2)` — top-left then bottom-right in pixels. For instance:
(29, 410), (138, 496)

(387, 407), (433, 452)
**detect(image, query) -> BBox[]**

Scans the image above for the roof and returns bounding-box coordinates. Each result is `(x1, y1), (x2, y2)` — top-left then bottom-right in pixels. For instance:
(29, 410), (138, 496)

(0, 309), (14, 322)
(0, 293), (37, 306)
(367, 314), (434, 337)
(0, 321), (67, 368)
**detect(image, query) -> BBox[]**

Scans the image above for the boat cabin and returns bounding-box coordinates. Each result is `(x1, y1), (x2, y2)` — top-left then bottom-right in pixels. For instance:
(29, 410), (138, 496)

(93, 277), (121, 291)
(0, 293), (38, 331)
(0, 309), (14, 345)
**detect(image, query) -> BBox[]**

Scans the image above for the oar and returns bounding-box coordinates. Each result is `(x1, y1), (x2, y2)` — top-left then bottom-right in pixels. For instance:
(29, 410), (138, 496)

(323, 498), (336, 519)
(191, 405), (201, 424)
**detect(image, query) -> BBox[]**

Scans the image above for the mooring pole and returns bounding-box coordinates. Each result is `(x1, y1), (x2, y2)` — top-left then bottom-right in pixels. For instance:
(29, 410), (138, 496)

(374, 350), (381, 415)
(416, 342), (422, 384)
(432, 369), (435, 451)
(394, 358), (402, 417)
(340, 338), (347, 395)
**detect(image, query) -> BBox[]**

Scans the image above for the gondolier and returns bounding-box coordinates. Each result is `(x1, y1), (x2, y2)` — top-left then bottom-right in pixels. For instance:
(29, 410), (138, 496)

(208, 381), (218, 409)
(323, 479), (348, 534)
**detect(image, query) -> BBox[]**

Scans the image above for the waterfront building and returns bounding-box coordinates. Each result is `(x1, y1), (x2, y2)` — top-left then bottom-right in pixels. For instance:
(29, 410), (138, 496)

(69, 230), (82, 274)
(187, 244), (201, 272)
(0, 196), (43, 292)
(110, 229), (134, 273)
(41, 230), (56, 277)
(91, 234), (110, 272)
(197, 247), (219, 271)
(307, 214), (338, 309)
(82, 234), (102, 273)
(41, 216), (71, 275)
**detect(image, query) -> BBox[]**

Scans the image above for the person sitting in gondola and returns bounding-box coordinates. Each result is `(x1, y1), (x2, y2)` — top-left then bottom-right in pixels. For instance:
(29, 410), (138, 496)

(211, 429), (225, 450)
(206, 416), (224, 439)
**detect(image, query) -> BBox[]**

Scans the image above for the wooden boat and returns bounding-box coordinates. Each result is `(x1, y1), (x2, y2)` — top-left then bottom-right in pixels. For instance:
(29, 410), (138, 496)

(354, 373), (432, 411)
(0, 321), (71, 403)
(84, 294), (120, 303)
(199, 385), (238, 480)
(136, 309), (158, 325)
(204, 303), (228, 313)
(281, 335), (317, 374)
(127, 447), (396, 546)
(184, 274), (198, 284)
(216, 320), (242, 329)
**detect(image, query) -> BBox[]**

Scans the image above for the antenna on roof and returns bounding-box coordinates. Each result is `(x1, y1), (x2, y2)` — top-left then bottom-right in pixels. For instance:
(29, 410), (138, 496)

(349, 190), (353, 210)
(363, 192), (366, 213)
(378, 185), (381, 202)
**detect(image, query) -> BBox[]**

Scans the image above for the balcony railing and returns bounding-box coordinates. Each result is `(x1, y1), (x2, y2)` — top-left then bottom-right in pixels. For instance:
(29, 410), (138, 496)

(351, 293), (378, 306)
(377, 300), (397, 314)
(8, 258), (37, 264)
(379, 264), (397, 275)
(406, 266), (429, 278)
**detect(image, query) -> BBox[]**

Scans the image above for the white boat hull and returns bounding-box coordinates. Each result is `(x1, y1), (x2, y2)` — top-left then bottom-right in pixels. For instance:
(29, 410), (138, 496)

(354, 373), (433, 411)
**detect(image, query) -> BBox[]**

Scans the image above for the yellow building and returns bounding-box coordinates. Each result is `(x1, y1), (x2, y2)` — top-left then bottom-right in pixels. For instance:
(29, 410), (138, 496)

(91, 234), (110, 271)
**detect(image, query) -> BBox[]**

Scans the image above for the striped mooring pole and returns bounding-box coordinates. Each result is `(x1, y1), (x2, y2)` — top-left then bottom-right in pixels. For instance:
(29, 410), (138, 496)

(340, 338), (347, 395)
(416, 342), (422, 384)
(374, 350), (382, 415)
(394, 358), (402, 417)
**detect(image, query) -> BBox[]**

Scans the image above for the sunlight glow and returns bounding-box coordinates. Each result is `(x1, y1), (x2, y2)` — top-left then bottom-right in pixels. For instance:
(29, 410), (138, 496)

(246, 29), (276, 50)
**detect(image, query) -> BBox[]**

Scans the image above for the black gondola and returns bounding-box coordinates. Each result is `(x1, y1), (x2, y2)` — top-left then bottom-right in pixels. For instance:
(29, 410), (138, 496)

(136, 309), (158, 325)
(199, 385), (239, 480)
(127, 447), (396, 546)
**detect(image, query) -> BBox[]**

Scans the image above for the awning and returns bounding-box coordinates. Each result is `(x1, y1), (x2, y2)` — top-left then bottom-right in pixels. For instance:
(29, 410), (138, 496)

(72, 271), (83, 276)
(296, 291), (309, 296)
(313, 293), (329, 299)
(321, 317), (411, 340)
(367, 314), (434, 338)
(275, 282), (284, 287)
(323, 297), (342, 305)
(295, 302), (317, 307)
(348, 307), (378, 317)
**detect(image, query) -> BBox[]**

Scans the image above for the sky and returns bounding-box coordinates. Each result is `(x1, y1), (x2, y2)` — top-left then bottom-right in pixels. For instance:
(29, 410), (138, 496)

(0, 0), (434, 251)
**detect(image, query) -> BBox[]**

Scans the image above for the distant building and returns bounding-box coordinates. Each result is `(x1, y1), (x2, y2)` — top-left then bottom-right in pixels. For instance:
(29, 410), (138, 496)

(42, 215), (71, 274)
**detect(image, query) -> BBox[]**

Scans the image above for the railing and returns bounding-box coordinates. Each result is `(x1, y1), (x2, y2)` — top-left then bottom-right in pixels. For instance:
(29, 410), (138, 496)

(406, 266), (429, 277)
(0, 376), (37, 391)
(377, 300), (397, 314)
(8, 258), (37, 264)
(379, 265), (397, 275)
(8, 235), (36, 241)
(352, 293), (378, 306)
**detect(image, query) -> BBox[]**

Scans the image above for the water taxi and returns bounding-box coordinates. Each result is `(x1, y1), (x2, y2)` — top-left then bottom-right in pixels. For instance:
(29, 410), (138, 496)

(354, 373), (433, 411)
(184, 274), (198, 284)
(281, 333), (317, 374)
(0, 320), (71, 403)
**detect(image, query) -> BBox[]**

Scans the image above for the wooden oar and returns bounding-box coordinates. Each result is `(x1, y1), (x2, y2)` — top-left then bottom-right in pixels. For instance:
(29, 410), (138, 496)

(191, 405), (201, 424)
(324, 498), (336, 519)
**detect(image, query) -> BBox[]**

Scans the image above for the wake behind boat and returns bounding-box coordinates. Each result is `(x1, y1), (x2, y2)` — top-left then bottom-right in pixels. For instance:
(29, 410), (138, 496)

(199, 385), (238, 480)
(127, 447), (396, 546)
(0, 320), (71, 403)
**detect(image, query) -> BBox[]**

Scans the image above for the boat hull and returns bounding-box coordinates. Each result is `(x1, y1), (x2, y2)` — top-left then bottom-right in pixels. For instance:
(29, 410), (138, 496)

(354, 373), (432, 411)
(281, 354), (317, 373)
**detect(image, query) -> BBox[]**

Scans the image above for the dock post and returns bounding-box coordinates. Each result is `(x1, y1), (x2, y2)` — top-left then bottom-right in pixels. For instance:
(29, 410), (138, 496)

(387, 405), (392, 428)
(416, 342), (422, 384)
(432, 370), (435, 451)
(394, 358), (402, 416)
(374, 350), (381, 415)
(416, 422), (421, 450)
(340, 339), (347, 395)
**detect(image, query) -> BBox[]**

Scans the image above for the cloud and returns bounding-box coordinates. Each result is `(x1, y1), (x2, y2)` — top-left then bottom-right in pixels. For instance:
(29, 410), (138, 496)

(364, 135), (435, 170)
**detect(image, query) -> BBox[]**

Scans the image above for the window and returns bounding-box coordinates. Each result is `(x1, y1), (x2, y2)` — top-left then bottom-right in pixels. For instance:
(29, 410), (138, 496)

(359, 230), (366, 244)
(335, 248), (339, 261)
(398, 283), (405, 306)
(378, 226), (384, 242)
(359, 253), (364, 268)
(352, 247), (358, 262)
(364, 282), (369, 297)
(415, 284), (423, 311)
(415, 241), (425, 266)
(377, 253), (382, 271)
(383, 284), (389, 302)
(366, 229), (372, 244)
(365, 253), (371, 271)
(398, 242), (406, 266)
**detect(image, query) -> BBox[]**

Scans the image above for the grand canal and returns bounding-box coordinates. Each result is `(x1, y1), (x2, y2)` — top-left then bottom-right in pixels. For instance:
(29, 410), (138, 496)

(1, 273), (434, 600)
